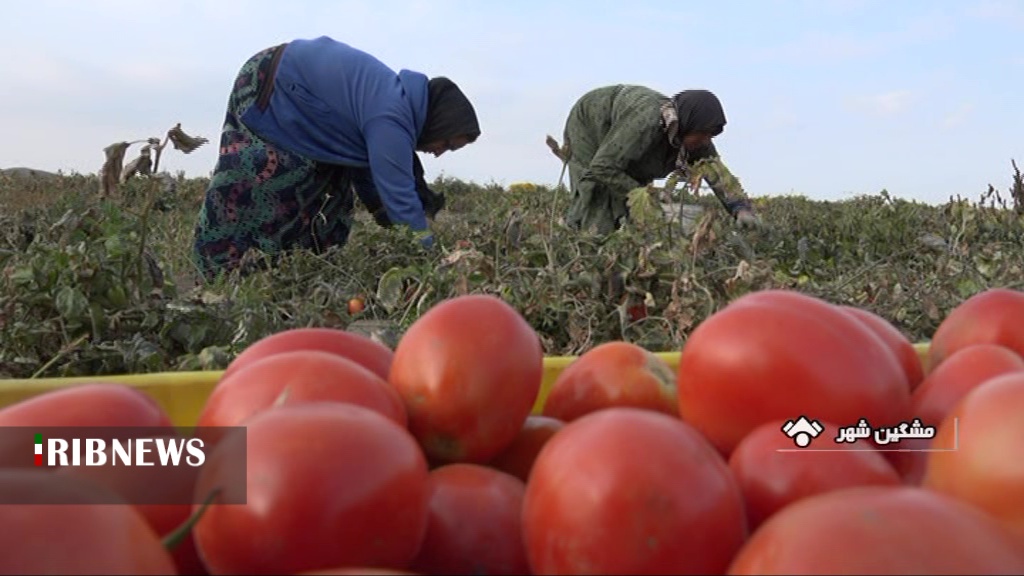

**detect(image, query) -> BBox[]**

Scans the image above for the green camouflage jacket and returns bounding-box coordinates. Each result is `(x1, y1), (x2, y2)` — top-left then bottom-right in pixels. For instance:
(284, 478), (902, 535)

(560, 84), (751, 235)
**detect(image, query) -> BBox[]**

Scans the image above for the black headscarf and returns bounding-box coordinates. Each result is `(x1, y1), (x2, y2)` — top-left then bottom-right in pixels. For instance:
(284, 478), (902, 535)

(417, 77), (481, 146)
(672, 90), (727, 137)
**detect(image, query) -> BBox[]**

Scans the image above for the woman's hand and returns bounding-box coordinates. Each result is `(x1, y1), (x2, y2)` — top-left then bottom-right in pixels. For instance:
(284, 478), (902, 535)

(735, 208), (763, 230)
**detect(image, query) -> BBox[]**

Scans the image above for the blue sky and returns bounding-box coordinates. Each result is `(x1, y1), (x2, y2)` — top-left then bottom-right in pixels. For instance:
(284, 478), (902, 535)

(1, 0), (1021, 205)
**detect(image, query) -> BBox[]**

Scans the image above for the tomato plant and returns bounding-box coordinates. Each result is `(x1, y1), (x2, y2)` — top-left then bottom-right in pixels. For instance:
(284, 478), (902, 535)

(193, 403), (431, 575)
(927, 288), (1024, 373)
(522, 407), (747, 575)
(411, 464), (529, 575)
(923, 371), (1024, 542)
(487, 415), (564, 483)
(222, 327), (395, 381)
(541, 341), (678, 422)
(388, 295), (543, 464)
(840, 305), (924, 392)
(677, 290), (911, 456)
(0, 470), (178, 575)
(197, 350), (407, 434)
(727, 486), (1024, 574)
(728, 419), (901, 530)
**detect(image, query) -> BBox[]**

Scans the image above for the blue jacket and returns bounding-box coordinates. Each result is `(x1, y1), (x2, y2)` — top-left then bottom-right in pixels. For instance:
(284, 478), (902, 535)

(241, 36), (431, 233)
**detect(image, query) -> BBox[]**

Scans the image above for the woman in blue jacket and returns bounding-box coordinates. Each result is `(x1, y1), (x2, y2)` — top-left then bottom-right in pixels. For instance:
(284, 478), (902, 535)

(192, 36), (481, 281)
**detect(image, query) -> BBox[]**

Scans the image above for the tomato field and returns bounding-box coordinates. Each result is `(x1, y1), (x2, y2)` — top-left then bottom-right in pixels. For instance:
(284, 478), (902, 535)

(0, 169), (1022, 378)
(1, 169), (1024, 574)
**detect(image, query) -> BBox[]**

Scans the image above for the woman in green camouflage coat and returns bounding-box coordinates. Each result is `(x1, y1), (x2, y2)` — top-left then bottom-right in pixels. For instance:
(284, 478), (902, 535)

(550, 85), (760, 235)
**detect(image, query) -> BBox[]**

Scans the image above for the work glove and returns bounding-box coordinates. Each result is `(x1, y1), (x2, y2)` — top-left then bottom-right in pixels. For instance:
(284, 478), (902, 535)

(354, 182), (393, 228)
(418, 183), (445, 220)
(362, 188), (438, 227)
(370, 206), (392, 228)
(735, 208), (764, 230)
(417, 231), (435, 251)
(414, 155), (446, 219)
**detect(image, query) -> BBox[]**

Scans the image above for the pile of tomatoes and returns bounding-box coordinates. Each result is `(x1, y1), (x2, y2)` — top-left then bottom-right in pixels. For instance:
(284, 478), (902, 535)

(2, 287), (1024, 575)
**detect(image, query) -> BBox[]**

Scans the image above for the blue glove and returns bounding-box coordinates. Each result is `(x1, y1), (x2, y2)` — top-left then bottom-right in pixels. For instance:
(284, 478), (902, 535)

(419, 233), (435, 250)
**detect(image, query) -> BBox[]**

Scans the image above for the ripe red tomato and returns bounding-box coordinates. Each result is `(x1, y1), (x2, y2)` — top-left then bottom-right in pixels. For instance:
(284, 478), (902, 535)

(0, 383), (173, 468)
(193, 403), (431, 575)
(927, 287), (1024, 373)
(727, 486), (1024, 574)
(840, 305), (924, 391)
(411, 464), (529, 575)
(348, 297), (366, 315)
(522, 408), (747, 575)
(56, 435), (206, 574)
(197, 350), (407, 436)
(923, 371), (1024, 542)
(389, 295), (543, 464)
(678, 290), (911, 456)
(487, 415), (565, 483)
(0, 470), (178, 575)
(886, 344), (1024, 486)
(541, 341), (678, 422)
(626, 303), (647, 322)
(912, 343), (1024, 426)
(296, 565), (419, 569)
(728, 419), (901, 530)
(0, 382), (172, 428)
(222, 327), (395, 381)
(878, 435), (931, 486)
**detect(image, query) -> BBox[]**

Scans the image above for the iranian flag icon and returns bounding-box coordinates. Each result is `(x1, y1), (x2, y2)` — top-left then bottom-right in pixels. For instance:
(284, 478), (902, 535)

(34, 433), (42, 466)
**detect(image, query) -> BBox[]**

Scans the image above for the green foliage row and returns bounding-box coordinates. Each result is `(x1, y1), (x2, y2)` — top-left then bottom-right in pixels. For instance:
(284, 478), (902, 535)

(0, 171), (1021, 379)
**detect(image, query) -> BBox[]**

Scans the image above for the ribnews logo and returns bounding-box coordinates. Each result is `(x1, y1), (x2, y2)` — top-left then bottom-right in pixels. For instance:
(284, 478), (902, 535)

(33, 432), (206, 467)
(0, 426), (249, 505)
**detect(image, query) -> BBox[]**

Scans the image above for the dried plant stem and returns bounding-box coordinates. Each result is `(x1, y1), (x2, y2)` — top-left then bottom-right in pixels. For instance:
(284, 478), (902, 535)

(31, 333), (89, 379)
(134, 179), (160, 298)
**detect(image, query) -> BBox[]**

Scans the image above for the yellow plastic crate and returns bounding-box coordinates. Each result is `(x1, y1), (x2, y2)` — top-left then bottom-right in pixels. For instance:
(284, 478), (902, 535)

(0, 345), (931, 427)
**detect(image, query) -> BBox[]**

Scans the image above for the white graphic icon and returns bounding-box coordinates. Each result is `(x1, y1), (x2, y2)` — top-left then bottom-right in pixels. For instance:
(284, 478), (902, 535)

(781, 416), (825, 448)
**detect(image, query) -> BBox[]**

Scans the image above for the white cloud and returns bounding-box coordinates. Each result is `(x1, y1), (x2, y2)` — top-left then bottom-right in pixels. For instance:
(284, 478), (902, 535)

(752, 31), (883, 64)
(0, 53), (87, 93)
(942, 103), (975, 129)
(822, 0), (876, 13)
(744, 104), (805, 132)
(968, 0), (1024, 29)
(753, 9), (955, 65)
(846, 90), (914, 117)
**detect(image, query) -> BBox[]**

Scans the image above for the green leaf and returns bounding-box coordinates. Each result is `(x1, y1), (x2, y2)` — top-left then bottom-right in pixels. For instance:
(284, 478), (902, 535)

(376, 266), (409, 313)
(9, 266), (35, 286)
(956, 278), (981, 298)
(54, 285), (89, 321)
(104, 235), (127, 257)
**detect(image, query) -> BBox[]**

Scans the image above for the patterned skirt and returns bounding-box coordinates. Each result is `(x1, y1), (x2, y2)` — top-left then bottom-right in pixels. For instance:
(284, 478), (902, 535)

(191, 44), (359, 282)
